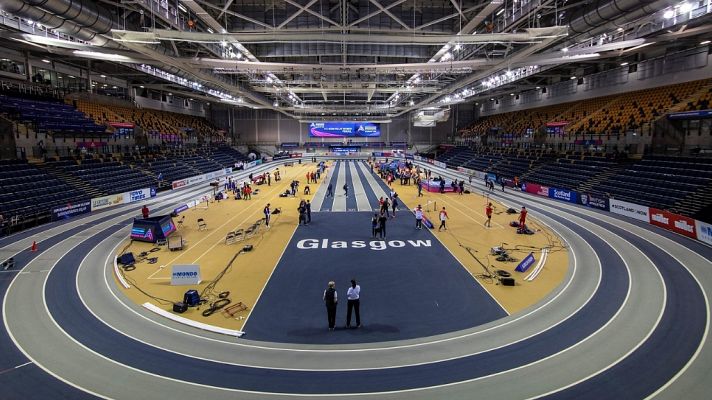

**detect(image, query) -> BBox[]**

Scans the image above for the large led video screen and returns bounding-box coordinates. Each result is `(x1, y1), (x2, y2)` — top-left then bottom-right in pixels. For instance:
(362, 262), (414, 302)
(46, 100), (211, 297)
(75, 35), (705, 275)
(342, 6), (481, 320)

(308, 122), (381, 137)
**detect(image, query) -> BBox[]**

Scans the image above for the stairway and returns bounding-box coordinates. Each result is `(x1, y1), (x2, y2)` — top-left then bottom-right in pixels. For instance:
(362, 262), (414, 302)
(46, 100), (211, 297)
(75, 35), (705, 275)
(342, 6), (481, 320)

(665, 80), (712, 115)
(576, 159), (635, 193)
(566, 96), (621, 134)
(671, 186), (712, 217)
(34, 162), (105, 198)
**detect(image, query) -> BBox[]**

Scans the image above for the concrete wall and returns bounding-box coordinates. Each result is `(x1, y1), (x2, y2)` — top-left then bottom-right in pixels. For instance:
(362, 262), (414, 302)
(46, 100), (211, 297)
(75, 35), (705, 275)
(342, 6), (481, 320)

(221, 108), (454, 145)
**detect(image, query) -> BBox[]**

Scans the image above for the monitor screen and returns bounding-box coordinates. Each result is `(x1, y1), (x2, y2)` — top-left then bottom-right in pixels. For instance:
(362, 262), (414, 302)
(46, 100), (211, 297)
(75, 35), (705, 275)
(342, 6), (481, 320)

(308, 122), (380, 137)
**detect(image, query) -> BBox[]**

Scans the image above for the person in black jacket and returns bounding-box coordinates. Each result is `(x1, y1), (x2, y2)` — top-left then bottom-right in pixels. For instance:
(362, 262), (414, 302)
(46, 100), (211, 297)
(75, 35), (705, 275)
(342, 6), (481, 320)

(323, 281), (338, 331)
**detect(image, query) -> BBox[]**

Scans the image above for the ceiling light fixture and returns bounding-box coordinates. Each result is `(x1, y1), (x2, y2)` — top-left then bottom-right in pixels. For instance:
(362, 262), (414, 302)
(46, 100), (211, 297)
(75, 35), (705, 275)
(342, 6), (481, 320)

(496, 9), (504, 16)
(701, 40), (711, 45)
(620, 62), (629, 66)
(41, 59), (50, 63)
(570, 76), (577, 80)
(679, 2), (693, 13)
(100, 74), (106, 78)
(663, 9), (675, 19)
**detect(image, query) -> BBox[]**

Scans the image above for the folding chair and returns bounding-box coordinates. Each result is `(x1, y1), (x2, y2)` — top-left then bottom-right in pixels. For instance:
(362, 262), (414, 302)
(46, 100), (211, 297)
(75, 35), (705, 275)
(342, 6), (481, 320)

(197, 218), (207, 231)
(244, 224), (257, 239)
(233, 229), (245, 242)
(176, 215), (185, 229)
(225, 231), (237, 245)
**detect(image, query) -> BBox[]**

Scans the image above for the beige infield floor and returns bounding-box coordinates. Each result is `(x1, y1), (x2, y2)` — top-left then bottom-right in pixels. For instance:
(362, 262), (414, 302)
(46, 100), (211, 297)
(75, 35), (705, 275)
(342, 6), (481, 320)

(115, 160), (569, 331)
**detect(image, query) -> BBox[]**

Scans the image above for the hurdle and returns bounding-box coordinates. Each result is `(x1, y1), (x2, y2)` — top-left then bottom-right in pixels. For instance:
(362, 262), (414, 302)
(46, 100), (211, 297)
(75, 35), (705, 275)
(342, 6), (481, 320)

(193, 195), (210, 210)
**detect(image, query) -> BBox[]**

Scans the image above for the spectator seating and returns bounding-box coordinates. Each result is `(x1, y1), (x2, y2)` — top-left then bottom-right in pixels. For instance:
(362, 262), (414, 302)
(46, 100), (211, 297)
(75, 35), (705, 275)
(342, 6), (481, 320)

(49, 157), (156, 195)
(589, 156), (712, 210)
(0, 96), (105, 134)
(73, 99), (222, 140)
(458, 79), (711, 138)
(0, 159), (89, 225)
(523, 154), (617, 191)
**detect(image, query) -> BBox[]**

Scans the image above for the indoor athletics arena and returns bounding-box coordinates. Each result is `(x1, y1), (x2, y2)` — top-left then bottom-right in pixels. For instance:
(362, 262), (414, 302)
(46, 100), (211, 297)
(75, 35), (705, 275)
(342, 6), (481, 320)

(1, 1), (712, 399)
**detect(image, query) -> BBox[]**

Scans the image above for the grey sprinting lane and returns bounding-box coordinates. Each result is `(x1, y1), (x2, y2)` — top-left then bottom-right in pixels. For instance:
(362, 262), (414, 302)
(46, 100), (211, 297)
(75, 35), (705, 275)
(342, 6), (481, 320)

(332, 161), (348, 212)
(309, 162), (332, 212)
(356, 160), (389, 201)
(348, 161), (372, 211)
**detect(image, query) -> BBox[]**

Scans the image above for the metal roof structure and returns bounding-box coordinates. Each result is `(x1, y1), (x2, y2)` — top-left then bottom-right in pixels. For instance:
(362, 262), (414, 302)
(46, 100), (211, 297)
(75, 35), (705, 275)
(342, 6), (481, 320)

(2, 0), (712, 121)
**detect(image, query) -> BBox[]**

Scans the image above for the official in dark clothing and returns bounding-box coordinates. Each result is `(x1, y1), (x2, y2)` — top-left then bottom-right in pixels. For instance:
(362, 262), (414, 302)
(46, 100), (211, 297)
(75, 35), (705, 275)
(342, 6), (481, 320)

(346, 279), (361, 328)
(306, 200), (312, 224)
(323, 281), (338, 330)
(378, 212), (387, 238)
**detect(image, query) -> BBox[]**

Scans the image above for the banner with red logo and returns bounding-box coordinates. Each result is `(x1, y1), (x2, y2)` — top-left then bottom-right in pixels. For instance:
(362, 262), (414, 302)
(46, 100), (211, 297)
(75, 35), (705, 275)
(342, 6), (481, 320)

(524, 183), (549, 197)
(649, 208), (697, 239)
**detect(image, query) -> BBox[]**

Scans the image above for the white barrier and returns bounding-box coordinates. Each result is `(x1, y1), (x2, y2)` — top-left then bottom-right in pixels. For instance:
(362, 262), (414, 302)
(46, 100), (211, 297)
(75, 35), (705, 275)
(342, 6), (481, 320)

(142, 302), (245, 337)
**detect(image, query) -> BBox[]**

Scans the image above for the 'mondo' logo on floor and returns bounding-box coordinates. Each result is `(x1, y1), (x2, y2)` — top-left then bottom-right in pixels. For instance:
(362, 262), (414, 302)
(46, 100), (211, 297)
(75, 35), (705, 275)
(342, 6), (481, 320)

(297, 239), (432, 251)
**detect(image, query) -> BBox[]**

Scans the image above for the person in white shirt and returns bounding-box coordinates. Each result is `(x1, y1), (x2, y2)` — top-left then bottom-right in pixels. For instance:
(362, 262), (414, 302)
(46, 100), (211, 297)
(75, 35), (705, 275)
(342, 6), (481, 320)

(414, 205), (424, 230)
(438, 207), (449, 231)
(346, 279), (361, 328)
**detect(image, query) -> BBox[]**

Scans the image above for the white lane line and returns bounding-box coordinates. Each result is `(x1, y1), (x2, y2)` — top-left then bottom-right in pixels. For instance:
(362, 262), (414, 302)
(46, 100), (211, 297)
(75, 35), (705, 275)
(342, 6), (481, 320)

(0, 361), (33, 376)
(349, 161), (372, 211)
(88, 207), (593, 370)
(332, 161), (347, 212)
(309, 162), (330, 211)
(498, 189), (712, 400)
(355, 160), (389, 201)
(239, 223), (299, 329)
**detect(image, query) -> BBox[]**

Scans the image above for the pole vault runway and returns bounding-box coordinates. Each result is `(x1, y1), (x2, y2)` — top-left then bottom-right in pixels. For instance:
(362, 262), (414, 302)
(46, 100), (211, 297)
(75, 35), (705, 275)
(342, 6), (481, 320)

(0, 159), (710, 399)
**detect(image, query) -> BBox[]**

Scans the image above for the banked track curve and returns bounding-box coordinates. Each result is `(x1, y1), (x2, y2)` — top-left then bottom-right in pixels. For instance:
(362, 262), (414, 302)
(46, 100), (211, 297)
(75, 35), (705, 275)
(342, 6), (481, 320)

(1, 164), (711, 400)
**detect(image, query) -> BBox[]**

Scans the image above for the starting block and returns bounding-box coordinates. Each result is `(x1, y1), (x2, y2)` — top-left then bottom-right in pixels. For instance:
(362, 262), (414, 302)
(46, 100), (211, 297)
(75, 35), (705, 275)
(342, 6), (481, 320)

(222, 302), (248, 318)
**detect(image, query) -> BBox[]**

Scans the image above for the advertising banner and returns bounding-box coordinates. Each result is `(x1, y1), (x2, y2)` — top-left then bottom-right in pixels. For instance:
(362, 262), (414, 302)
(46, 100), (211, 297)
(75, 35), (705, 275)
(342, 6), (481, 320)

(187, 175), (205, 185)
(649, 208), (697, 239)
(172, 179), (187, 190)
(123, 188), (152, 204)
(290, 153), (303, 158)
(51, 200), (91, 220)
(609, 199), (649, 222)
(174, 204), (189, 214)
(515, 253), (536, 273)
(486, 173), (498, 183)
(91, 193), (124, 211)
(171, 264), (201, 285)
(578, 193), (610, 211)
(525, 183), (550, 197)
(414, 155), (423, 161)
(308, 122), (380, 137)
(434, 160), (447, 168)
(696, 220), (712, 245)
(548, 187), (579, 204)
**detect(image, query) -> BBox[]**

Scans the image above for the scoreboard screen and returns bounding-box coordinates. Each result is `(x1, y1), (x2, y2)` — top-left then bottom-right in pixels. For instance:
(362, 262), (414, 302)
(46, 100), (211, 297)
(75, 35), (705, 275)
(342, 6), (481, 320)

(309, 122), (380, 137)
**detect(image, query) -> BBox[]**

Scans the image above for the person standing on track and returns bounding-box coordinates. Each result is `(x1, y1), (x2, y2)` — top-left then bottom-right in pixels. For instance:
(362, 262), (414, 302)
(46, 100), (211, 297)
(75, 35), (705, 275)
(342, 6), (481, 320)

(438, 207), (449, 231)
(519, 206), (528, 227)
(264, 203), (271, 228)
(391, 194), (399, 218)
(141, 205), (149, 219)
(371, 213), (379, 238)
(345, 279), (361, 328)
(306, 200), (312, 224)
(415, 205), (424, 230)
(323, 281), (338, 331)
(326, 182), (333, 197)
(343, 183), (349, 198)
(378, 212), (388, 238)
(485, 202), (493, 228)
